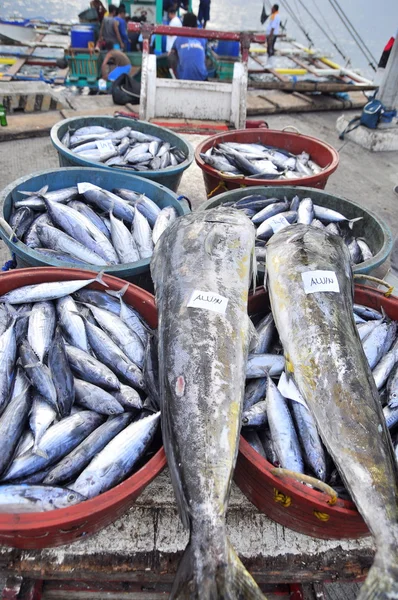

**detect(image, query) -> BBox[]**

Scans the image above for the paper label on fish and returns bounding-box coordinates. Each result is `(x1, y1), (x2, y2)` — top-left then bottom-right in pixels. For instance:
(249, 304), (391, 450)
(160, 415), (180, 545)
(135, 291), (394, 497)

(301, 270), (340, 294)
(77, 182), (99, 194)
(187, 290), (229, 314)
(278, 372), (308, 408)
(96, 139), (115, 156)
(267, 214), (290, 233)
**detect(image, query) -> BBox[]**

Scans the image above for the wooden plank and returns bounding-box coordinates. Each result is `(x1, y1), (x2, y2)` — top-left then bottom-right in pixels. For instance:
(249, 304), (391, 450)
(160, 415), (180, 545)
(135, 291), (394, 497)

(247, 81), (377, 92)
(1, 36), (44, 82)
(247, 91), (367, 115)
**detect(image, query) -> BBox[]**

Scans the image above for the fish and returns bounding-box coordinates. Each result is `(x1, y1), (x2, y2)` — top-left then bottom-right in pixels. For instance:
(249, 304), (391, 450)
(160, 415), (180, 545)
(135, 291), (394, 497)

(242, 400), (268, 428)
(243, 430), (267, 458)
(65, 344), (120, 390)
(133, 208), (154, 259)
(83, 319), (145, 390)
(213, 194), (368, 267)
(19, 340), (59, 414)
(29, 393), (57, 455)
(266, 223), (398, 599)
(2, 411), (104, 481)
(151, 207), (264, 599)
(83, 303), (144, 367)
(152, 206), (178, 245)
(135, 196), (161, 228)
(74, 378), (124, 415)
(111, 384), (143, 411)
(43, 413), (133, 486)
(37, 224), (108, 266)
(0, 272), (107, 304)
(251, 313), (275, 354)
(0, 319), (18, 414)
(70, 412), (160, 499)
(243, 377), (268, 411)
(266, 378), (304, 472)
(0, 485), (86, 512)
(246, 353), (285, 377)
(109, 209), (140, 264)
(56, 296), (89, 352)
(48, 327), (75, 417)
(27, 301), (56, 362)
(204, 142), (323, 179)
(0, 372), (31, 476)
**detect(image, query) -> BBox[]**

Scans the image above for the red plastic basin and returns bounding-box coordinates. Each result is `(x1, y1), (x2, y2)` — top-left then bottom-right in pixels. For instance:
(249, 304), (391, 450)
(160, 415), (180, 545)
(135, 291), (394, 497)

(0, 267), (166, 549)
(235, 284), (398, 540)
(195, 129), (340, 197)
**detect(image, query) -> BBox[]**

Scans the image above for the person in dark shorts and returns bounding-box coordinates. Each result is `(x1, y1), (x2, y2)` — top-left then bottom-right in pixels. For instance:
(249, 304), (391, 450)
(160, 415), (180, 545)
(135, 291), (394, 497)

(99, 4), (124, 50)
(265, 4), (280, 58)
(198, 0), (210, 29)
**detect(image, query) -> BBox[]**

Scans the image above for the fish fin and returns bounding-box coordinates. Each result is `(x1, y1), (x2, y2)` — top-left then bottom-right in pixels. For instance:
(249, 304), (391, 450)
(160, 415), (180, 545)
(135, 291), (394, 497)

(161, 378), (190, 529)
(94, 270), (109, 288)
(248, 318), (259, 353)
(106, 283), (129, 299)
(170, 537), (264, 600)
(23, 362), (41, 369)
(19, 185), (49, 198)
(348, 216), (363, 230)
(32, 445), (48, 459)
(356, 551), (398, 600)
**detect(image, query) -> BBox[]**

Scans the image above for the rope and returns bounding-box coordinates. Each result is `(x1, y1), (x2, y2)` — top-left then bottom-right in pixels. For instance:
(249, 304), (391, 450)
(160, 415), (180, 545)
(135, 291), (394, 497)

(177, 195), (192, 211)
(279, 0), (314, 47)
(293, 0), (350, 63)
(307, 0), (351, 64)
(274, 488), (292, 507)
(314, 510), (330, 522)
(327, 0), (377, 70)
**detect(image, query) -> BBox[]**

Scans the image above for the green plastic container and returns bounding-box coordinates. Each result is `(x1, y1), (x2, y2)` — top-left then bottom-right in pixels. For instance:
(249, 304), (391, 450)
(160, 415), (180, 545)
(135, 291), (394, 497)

(0, 167), (190, 290)
(207, 47), (239, 81)
(199, 186), (393, 276)
(51, 116), (194, 193)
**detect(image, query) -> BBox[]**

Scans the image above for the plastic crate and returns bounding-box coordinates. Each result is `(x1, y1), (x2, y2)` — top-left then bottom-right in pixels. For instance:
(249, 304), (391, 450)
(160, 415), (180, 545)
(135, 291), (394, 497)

(207, 47), (239, 81)
(65, 50), (100, 86)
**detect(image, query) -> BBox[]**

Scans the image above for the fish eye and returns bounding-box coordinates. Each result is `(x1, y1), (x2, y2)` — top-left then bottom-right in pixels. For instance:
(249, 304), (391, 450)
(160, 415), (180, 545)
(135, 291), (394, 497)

(393, 393), (397, 399)
(67, 493), (77, 503)
(110, 409), (116, 414)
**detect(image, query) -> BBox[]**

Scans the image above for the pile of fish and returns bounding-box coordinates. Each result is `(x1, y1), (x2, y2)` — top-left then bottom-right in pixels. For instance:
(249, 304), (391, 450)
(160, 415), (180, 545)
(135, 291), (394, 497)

(200, 141), (324, 179)
(5, 183), (178, 267)
(61, 125), (187, 171)
(0, 274), (161, 513)
(242, 298), (398, 495)
(218, 192), (372, 266)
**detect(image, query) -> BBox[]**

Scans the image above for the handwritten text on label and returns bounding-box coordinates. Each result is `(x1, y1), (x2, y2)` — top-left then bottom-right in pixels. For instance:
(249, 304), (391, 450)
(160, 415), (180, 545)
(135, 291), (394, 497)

(301, 270), (340, 294)
(267, 214), (290, 234)
(187, 290), (229, 315)
(96, 139), (115, 157)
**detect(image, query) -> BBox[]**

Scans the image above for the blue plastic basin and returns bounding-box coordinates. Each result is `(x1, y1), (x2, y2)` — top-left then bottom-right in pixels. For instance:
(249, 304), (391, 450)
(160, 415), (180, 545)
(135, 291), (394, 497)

(50, 116), (194, 193)
(0, 167), (190, 288)
(199, 186), (393, 276)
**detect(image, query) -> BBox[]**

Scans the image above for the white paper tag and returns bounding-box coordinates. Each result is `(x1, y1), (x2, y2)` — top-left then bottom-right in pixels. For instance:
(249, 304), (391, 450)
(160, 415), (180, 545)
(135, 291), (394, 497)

(278, 372), (308, 408)
(77, 182), (100, 195)
(187, 290), (229, 315)
(96, 139), (115, 155)
(267, 214), (290, 233)
(301, 270), (340, 294)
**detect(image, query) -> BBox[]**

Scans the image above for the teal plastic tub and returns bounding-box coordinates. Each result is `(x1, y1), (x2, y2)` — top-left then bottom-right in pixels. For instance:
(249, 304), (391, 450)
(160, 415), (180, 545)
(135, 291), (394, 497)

(199, 186), (393, 276)
(50, 116), (194, 193)
(0, 167), (190, 290)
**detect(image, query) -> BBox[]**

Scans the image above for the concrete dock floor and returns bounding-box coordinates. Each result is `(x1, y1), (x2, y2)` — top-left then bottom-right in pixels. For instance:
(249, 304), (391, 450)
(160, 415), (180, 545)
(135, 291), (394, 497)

(0, 110), (397, 597)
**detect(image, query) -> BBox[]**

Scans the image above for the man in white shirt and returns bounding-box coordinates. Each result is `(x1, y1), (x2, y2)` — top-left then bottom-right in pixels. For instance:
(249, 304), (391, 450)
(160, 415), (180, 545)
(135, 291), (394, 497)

(166, 7), (182, 53)
(265, 4), (280, 58)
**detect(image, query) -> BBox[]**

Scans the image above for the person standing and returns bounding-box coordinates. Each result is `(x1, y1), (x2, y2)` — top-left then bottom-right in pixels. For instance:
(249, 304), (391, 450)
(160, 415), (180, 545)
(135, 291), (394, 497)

(265, 4), (280, 59)
(198, 0), (210, 29)
(115, 6), (129, 51)
(169, 12), (207, 80)
(166, 7), (182, 53)
(99, 4), (124, 50)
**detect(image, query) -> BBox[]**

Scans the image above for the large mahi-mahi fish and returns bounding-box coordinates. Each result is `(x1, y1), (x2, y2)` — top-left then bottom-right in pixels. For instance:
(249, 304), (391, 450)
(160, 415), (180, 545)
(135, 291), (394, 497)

(151, 208), (264, 599)
(266, 224), (398, 600)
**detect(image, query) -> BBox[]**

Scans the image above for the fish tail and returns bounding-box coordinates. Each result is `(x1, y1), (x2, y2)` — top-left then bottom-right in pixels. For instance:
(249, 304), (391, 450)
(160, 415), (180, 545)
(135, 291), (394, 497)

(170, 537), (265, 599)
(94, 270), (109, 288)
(106, 282), (129, 299)
(348, 216), (363, 229)
(357, 550), (398, 600)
